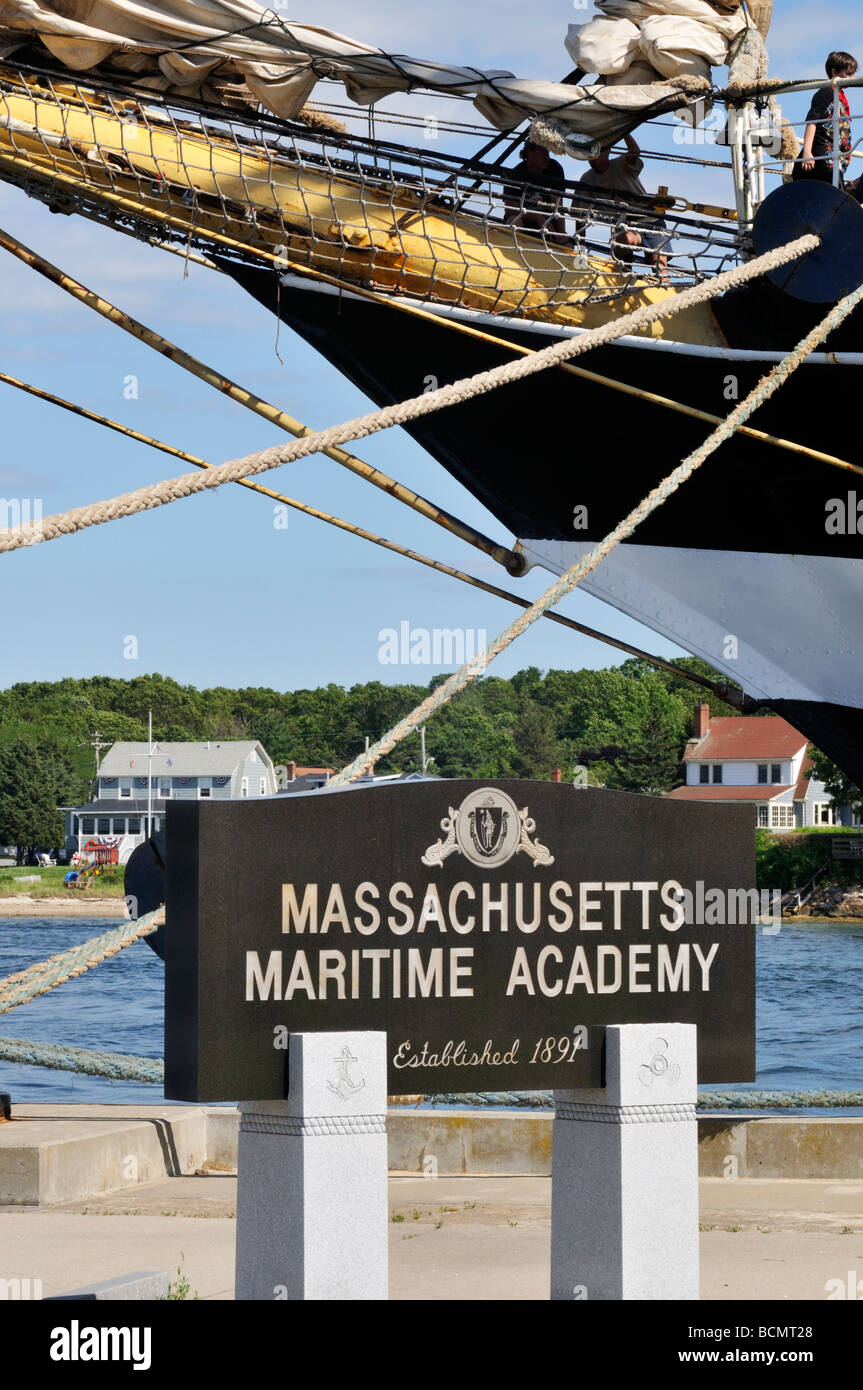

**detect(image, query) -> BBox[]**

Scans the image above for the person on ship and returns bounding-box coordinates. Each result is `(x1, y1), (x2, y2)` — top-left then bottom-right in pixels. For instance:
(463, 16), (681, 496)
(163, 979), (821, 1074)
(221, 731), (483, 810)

(573, 132), (670, 280)
(794, 51), (858, 188)
(502, 139), (571, 244)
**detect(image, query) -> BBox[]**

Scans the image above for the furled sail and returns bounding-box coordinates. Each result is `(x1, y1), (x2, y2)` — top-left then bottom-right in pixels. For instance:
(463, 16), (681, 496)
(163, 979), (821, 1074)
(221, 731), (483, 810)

(566, 0), (747, 88)
(0, 0), (743, 148)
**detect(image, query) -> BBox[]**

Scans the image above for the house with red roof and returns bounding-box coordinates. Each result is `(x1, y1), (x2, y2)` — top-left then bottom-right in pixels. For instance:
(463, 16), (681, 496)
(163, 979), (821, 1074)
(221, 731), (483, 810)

(664, 704), (859, 832)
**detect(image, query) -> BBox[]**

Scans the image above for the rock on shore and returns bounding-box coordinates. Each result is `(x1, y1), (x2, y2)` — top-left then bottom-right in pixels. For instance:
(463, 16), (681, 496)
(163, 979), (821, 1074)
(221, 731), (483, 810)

(792, 886), (863, 920)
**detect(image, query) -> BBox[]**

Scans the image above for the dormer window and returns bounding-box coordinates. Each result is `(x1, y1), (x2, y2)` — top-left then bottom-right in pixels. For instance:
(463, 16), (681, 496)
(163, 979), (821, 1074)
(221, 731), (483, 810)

(771, 764), (782, 784)
(699, 766), (709, 784)
(758, 765), (768, 784)
(712, 766), (723, 784)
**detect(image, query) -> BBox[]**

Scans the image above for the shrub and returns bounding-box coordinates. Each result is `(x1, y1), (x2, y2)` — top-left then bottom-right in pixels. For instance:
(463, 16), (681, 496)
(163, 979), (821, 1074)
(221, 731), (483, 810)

(756, 830), (859, 891)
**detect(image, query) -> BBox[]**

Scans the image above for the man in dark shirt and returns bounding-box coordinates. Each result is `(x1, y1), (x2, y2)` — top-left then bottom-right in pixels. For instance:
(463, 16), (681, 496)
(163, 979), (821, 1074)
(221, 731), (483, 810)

(502, 140), (570, 243)
(794, 51), (857, 186)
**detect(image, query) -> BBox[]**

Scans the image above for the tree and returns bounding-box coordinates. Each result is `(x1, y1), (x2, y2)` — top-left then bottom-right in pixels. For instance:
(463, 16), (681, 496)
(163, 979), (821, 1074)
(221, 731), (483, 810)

(807, 746), (863, 815)
(509, 704), (569, 780)
(612, 706), (684, 796)
(0, 738), (88, 863)
(427, 705), (515, 778)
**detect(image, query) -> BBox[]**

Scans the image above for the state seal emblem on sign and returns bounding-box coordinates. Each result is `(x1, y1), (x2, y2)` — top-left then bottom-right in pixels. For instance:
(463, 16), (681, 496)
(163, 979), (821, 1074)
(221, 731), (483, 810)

(421, 787), (554, 869)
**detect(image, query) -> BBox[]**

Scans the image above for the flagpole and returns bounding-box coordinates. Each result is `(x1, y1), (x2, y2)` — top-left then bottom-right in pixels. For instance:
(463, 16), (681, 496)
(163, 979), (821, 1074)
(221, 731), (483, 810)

(147, 709), (153, 840)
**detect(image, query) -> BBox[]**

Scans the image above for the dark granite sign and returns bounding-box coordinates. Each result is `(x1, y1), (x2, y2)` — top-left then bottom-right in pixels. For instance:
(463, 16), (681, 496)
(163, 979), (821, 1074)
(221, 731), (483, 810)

(164, 782), (756, 1100)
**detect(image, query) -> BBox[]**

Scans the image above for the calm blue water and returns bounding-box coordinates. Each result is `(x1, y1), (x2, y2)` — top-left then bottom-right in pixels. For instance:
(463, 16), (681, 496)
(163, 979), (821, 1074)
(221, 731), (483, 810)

(0, 919), (163, 1104)
(1, 918), (862, 1105)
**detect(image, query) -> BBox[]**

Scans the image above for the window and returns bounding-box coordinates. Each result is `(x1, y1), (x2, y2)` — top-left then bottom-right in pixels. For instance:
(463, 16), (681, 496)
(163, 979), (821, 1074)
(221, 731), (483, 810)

(241, 777), (248, 798)
(200, 788), (211, 798)
(771, 764), (782, 784)
(712, 765), (723, 784)
(699, 765), (709, 784)
(128, 818), (141, 834)
(120, 786), (132, 799)
(814, 803), (834, 826)
(97, 818), (110, 834)
(756, 805), (769, 828)
(112, 818), (126, 835)
(260, 777), (266, 796)
(199, 778), (212, 800)
(771, 803), (795, 829)
(156, 779), (171, 799)
(758, 765), (768, 784)
(82, 817), (95, 835)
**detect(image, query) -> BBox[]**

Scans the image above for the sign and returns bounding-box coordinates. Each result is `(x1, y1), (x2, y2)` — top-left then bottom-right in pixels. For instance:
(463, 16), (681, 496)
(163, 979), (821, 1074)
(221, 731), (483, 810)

(164, 782), (756, 1100)
(832, 836), (863, 861)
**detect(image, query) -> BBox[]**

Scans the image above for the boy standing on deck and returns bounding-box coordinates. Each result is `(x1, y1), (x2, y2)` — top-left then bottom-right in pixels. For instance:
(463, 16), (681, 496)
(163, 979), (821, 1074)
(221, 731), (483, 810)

(795, 51), (857, 187)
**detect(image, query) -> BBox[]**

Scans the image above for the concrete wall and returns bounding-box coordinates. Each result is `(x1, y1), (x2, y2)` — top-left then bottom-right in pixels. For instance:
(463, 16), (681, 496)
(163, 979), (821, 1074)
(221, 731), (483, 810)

(4, 1108), (863, 1206)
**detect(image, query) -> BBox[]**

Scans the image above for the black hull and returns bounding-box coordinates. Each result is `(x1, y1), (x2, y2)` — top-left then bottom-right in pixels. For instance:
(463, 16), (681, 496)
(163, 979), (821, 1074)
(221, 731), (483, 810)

(224, 262), (863, 561)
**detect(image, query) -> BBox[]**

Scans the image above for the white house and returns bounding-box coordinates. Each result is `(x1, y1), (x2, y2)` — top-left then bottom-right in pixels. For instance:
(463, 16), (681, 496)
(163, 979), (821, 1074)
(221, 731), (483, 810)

(664, 704), (858, 832)
(62, 740), (278, 864)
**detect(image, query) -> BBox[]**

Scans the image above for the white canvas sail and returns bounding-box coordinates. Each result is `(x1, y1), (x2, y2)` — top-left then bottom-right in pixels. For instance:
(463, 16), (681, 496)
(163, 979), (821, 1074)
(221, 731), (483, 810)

(0, 0), (742, 143)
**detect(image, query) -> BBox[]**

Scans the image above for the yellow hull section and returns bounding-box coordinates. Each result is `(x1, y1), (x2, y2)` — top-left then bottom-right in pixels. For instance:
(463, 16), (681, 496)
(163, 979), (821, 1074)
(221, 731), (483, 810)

(0, 69), (725, 347)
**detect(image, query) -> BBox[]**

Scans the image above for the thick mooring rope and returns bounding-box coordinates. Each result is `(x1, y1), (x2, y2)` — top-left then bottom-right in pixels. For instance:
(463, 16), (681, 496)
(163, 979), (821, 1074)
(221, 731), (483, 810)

(424, 1090), (863, 1110)
(330, 276), (863, 784)
(0, 913), (160, 1015)
(0, 1036), (860, 1106)
(0, 234), (818, 555)
(0, 1037), (163, 1085)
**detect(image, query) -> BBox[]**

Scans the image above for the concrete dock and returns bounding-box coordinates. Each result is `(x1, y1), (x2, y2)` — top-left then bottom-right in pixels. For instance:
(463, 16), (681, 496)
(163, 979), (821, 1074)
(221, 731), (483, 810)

(2, 1104), (862, 1300)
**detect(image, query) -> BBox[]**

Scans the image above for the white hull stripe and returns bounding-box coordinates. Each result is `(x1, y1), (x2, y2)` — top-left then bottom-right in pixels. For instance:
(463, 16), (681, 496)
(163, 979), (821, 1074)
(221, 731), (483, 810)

(279, 273), (863, 367)
(518, 539), (863, 710)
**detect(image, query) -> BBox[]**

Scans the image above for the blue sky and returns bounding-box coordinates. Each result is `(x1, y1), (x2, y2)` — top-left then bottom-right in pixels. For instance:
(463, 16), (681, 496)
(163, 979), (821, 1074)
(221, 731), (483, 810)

(0, 1), (851, 697)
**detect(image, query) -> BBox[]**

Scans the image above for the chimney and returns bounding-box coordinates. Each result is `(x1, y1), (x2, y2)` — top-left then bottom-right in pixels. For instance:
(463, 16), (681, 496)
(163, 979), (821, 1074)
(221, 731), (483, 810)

(287, 761), (297, 783)
(693, 703), (710, 739)
(551, 768), (562, 783)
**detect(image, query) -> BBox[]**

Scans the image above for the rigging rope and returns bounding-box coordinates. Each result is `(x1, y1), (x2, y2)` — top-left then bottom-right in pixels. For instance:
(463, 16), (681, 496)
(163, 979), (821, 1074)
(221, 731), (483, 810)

(328, 273), (863, 785)
(7, 179), (847, 482)
(0, 233), (819, 556)
(0, 371), (741, 700)
(0, 228), (522, 575)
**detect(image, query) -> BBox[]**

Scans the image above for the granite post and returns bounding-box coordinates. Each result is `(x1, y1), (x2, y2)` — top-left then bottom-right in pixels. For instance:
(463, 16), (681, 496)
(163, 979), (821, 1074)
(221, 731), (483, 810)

(235, 1031), (388, 1301)
(551, 1023), (699, 1301)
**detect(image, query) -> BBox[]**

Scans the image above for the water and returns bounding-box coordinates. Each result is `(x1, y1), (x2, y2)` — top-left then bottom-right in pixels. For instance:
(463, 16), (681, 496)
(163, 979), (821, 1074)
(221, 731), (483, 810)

(0, 918), (163, 1104)
(1, 918), (862, 1106)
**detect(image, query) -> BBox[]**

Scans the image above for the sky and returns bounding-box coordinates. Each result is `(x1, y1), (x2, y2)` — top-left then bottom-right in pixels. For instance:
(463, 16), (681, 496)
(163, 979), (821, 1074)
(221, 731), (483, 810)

(0, 0), (852, 704)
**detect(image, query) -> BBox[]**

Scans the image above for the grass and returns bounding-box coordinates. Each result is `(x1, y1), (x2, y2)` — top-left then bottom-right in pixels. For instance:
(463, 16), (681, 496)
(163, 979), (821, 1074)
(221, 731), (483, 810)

(0, 865), (127, 899)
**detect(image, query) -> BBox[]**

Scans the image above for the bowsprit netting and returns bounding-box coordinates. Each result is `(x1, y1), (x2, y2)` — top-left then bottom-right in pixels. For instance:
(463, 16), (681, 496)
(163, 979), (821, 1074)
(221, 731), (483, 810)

(0, 60), (746, 324)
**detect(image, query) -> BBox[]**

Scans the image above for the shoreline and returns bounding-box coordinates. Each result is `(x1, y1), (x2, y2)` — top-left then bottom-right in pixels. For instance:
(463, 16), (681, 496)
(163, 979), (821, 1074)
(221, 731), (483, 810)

(1, 896), (862, 924)
(0, 895), (129, 918)
(782, 913), (863, 925)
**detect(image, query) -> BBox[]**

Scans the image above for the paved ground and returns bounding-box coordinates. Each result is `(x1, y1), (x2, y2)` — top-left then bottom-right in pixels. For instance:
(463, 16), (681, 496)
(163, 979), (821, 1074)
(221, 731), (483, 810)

(2, 1175), (862, 1301)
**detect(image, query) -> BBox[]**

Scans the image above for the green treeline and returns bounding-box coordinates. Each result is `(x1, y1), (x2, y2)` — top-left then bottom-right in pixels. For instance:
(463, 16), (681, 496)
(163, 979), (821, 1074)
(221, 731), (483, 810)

(0, 660), (738, 844)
